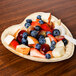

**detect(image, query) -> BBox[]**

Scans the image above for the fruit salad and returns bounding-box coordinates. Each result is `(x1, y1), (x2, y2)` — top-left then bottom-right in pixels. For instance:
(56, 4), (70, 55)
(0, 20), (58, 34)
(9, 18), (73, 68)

(4, 14), (68, 59)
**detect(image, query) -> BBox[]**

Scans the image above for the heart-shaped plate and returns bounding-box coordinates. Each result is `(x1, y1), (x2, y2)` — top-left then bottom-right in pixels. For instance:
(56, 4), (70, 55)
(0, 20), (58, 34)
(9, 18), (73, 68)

(1, 12), (74, 62)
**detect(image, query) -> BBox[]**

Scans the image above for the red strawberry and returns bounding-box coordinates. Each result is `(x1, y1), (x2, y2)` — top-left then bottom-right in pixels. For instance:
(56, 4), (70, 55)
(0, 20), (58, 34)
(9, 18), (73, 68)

(31, 21), (41, 27)
(30, 48), (45, 58)
(55, 36), (64, 41)
(48, 34), (57, 43)
(10, 40), (19, 48)
(41, 23), (53, 33)
(36, 19), (40, 22)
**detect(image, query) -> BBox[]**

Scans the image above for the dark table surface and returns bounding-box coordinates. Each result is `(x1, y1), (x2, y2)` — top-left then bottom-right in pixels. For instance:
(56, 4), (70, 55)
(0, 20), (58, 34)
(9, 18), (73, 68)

(0, 0), (76, 76)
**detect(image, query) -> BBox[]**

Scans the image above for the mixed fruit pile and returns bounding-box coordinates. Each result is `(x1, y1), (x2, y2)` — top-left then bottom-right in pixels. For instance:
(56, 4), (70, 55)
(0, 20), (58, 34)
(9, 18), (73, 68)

(4, 14), (68, 59)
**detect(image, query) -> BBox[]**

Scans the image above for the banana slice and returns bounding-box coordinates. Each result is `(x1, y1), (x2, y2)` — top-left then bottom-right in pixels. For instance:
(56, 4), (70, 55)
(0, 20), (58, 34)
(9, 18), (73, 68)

(4, 35), (14, 45)
(52, 47), (65, 58)
(45, 37), (51, 46)
(56, 40), (64, 47)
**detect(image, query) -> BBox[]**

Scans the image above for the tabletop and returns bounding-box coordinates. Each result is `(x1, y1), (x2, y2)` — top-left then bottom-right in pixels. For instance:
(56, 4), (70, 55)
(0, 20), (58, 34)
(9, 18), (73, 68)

(0, 0), (76, 76)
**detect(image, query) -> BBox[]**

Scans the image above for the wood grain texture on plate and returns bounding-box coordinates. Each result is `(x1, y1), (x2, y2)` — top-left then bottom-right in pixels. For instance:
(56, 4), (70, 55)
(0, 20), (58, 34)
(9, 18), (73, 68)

(0, 0), (76, 76)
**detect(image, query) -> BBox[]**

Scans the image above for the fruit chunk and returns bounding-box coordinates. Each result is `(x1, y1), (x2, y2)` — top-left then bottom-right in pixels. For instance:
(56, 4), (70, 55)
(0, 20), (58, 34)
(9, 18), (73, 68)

(17, 30), (26, 43)
(54, 26), (65, 36)
(41, 44), (50, 54)
(45, 54), (51, 59)
(52, 47), (65, 58)
(51, 40), (56, 46)
(30, 48), (45, 58)
(31, 21), (41, 27)
(50, 45), (55, 51)
(48, 34), (57, 43)
(48, 13), (51, 25)
(26, 19), (32, 23)
(35, 44), (41, 50)
(37, 15), (41, 19)
(18, 30), (26, 38)
(27, 36), (39, 44)
(53, 19), (61, 26)
(45, 37), (51, 46)
(30, 30), (38, 38)
(56, 40), (64, 47)
(52, 29), (60, 37)
(41, 23), (53, 33)
(10, 40), (19, 48)
(38, 35), (44, 39)
(36, 19), (40, 22)
(62, 38), (68, 46)
(28, 44), (41, 50)
(39, 30), (46, 37)
(4, 35), (14, 45)
(46, 31), (52, 36)
(55, 36), (64, 41)
(39, 38), (46, 44)
(14, 29), (20, 39)
(16, 44), (30, 55)
(46, 51), (53, 58)
(27, 26), (34, 34)
(35, 26), (41, 31)
(22, 32), (28, 39)
(21, 38), (28, 45)
(28, 44), (36, 48)
(25, 23), (31, 28)
(17, 36), (22, 43)
(39, 20), (44, 24)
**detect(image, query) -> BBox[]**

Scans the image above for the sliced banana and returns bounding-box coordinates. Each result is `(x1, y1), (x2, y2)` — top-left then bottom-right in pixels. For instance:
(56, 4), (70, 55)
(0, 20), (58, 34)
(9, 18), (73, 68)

(4, 35), (14, 45)
(52, 47), (65, 58)
(41, 13), (50, 23)
(45, 37), (51, 46)
(56, 40), (64, 47)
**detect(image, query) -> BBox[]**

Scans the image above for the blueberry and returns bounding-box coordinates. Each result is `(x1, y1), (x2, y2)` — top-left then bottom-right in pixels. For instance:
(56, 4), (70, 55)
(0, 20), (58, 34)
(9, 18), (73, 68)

(51, 40), (56, 46)
(45, 54), (51, 59)
(50, 45), (55, 51)
(30, 30), (38, 38)
(39, 20), (44, 24)
(46, 31), (52, 35)
(22, 32), (28, 39)
(35, 44), (41, 50)
(35, 26), (41, 31)
(37, 15), (41, 19)
(53, 29), (60, 37)
(25, 23), (31, 28)
(62, 38), (68, 46)
(39, 35), (44, 39)
(39, 38), (46, 44)
(21, 38), (28, 45)
(26, 19), (32, 23)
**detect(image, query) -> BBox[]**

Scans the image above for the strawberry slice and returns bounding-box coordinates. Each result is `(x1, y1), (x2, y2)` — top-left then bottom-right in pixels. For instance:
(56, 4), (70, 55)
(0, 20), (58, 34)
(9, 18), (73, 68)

(55, 36), (64, 41)
(31, 21), (41, 27)
(47, 34), (57, 43)
(41, 23), (53, 33)
(36, 19), (40, 22)
(10, 40), (19, 48)
(30, 48), (45, 58)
